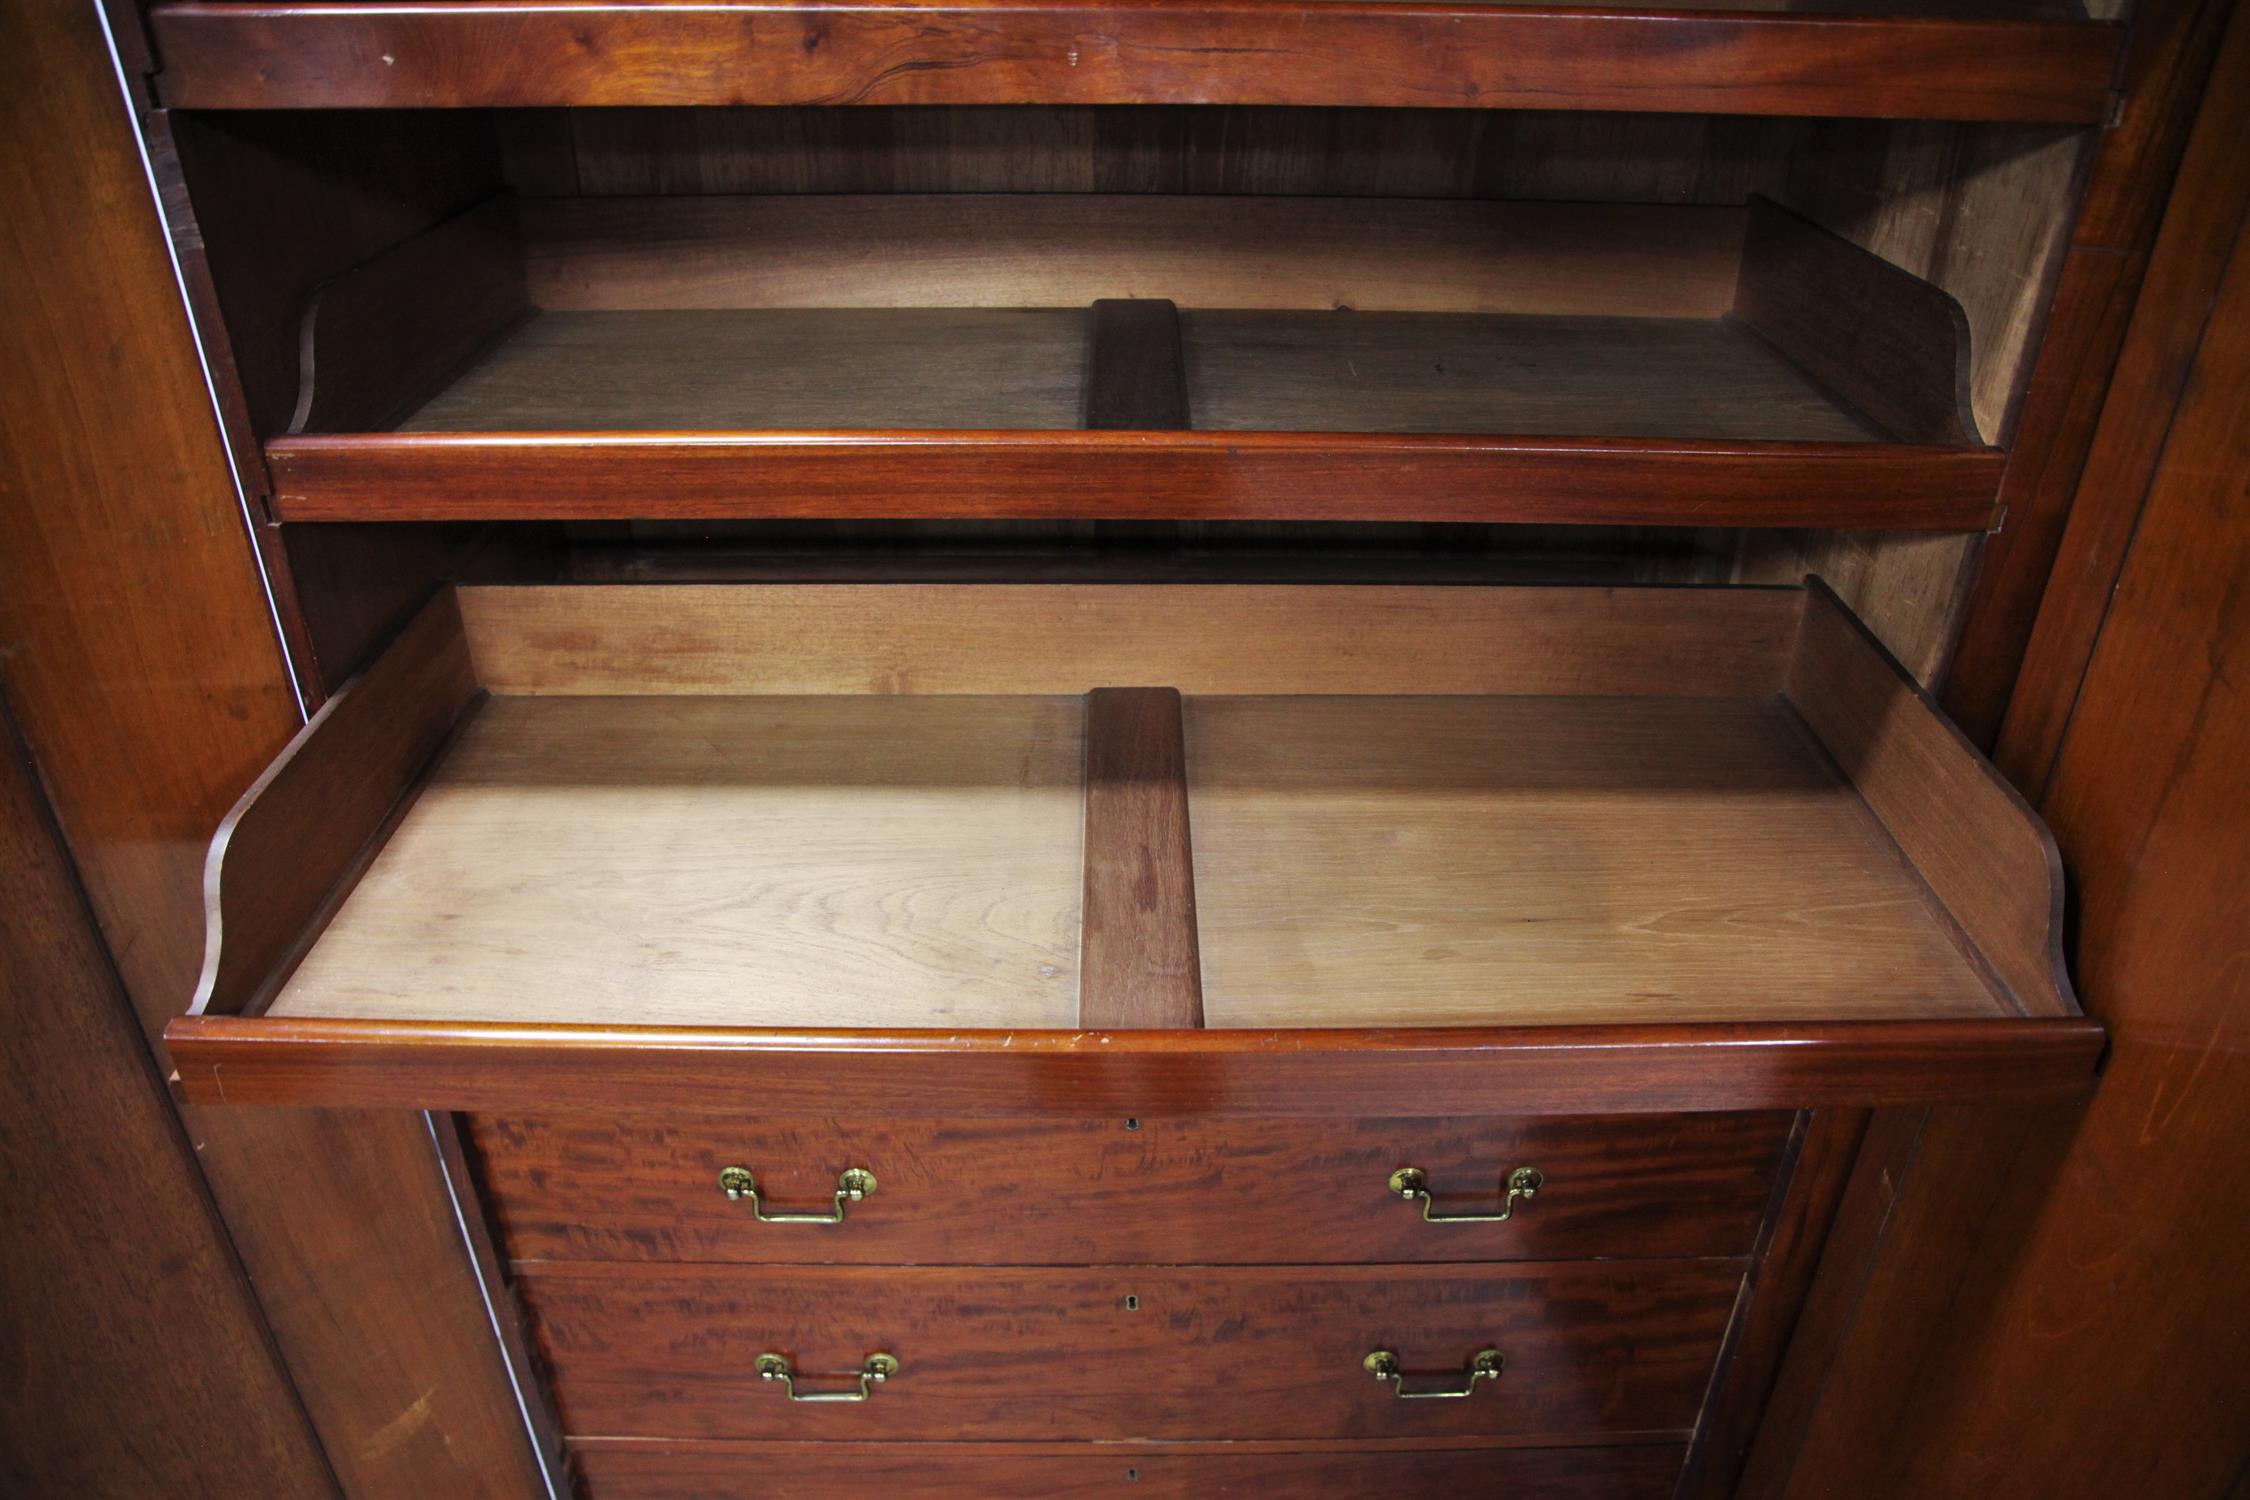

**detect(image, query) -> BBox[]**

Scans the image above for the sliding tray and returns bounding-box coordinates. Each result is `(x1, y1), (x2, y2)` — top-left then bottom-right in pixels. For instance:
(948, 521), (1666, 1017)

(169, 580), (2098, 1114)
(263, 194), (2005, 528)
(147, 0), (2121, 122)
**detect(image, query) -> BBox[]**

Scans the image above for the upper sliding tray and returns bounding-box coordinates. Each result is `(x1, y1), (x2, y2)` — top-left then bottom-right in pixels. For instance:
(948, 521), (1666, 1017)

(148, 0), (2121, 122)
(166, 579), (2097, 1115)
(263, 194), (2005, 528)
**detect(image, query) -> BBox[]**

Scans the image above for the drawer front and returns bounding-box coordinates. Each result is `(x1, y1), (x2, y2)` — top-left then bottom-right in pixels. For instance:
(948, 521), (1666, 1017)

(468, 1111), (1789, 1265)
(521, 1261), (1741, 1442)
(572, 1439), (1687, 1499)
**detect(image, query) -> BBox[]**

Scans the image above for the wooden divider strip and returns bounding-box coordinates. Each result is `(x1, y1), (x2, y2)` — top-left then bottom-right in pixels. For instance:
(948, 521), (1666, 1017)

(1080, 688), (1203, 1030)
(1083, 300), (1189, 430)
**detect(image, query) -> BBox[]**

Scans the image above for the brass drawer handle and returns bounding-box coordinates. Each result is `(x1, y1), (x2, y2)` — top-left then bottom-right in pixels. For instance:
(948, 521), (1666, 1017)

(754, 1352), (899, 1403)
(717, 1165), (874, 1224)
(1389, 1165), (1543, 1223)
(1364, 1347), (1504, 1399)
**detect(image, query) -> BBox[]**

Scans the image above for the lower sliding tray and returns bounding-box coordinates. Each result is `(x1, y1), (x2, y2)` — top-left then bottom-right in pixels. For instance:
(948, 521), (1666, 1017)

(168, 580), (2096, 1115)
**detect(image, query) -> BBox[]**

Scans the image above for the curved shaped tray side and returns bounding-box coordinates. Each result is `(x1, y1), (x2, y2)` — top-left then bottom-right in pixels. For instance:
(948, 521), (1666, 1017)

(189, 588), (479, 1019)
(1785, 581), (2077, 1019)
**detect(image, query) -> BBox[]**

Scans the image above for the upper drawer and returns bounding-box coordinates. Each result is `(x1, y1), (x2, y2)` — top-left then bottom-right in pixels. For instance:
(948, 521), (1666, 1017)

(166, 581), (2098, 1117)
(466, 1111), (1792, 1266)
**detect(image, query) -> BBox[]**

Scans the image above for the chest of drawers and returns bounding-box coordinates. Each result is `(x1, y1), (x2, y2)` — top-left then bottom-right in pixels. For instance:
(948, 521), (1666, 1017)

(170, 578), (2095, 1496)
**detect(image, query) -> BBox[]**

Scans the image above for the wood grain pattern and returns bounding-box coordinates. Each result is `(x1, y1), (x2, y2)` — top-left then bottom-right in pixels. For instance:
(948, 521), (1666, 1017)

(191, 590), (479, 1019)
(168, 581), (2099, 1111)
(1728, 111), (2092, 688)
(290, 193), (528, 434)
(1083, 299), (1187, 430)
(517, 1260), (1741, 1441)
(0, 8), (545, 1490)
(463, 1111), (1790, 1265)
(429, 1114), (569, 1495)
(1737, 1107), (1928, 1498)
(265, 429), (2004, 528)
(1782, 584), (2073, 1018)
(455, 583), (1804, 699)
(267, 695), (1086, 1029)
(1188, 695), (1999, 1028)
(1080, 689), (1201, 1029)
(1942, 0), (2235, 743)
(401, 309), (1090, 433)
(517, 195), (1747, 318)
(1731, 195), (1979, 446)
(164, 1014), (2106, 1115)
(1994, 2), (2250, 799)
(0, 697), (335, 1496)
(1180, 311), (1877, 440)
(1778, 47), (2250, 1488)
(569, 1439), (1688, 1498)
(1673, 1109), (1867, 1500)
(146, 2), (2121, 121)
(163, 106), (507, 465)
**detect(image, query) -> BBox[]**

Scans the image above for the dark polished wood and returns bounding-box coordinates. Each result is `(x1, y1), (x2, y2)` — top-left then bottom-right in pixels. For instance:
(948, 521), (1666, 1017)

(518, 1259), (1740, 1440)
(264, 430), (2005, 527)
(1733, 196), (1979, 446)
(1083, 299), (1188, 431)
(166, 1015), (2104, 1115)
(147, 1), (2121, 121)
(288, 194), (528, 435)
(0, 702), (336, 1495)
(430, 1115), (570, 1495)
(1674, 1109), (1867, 1500)
(1774, 28), (2250, 1489)
(1079, 688), (1202, 1030)
(163, 106), (507, 468)
(570, 1439), (1688, 1498)
(0, 4), (548, 1492)
(464, 1111), (1790, 1265)
(1994, 4), (2250, 801)
(1942, 0), (2235, 745)
(1737, 1107), (1928, 1498)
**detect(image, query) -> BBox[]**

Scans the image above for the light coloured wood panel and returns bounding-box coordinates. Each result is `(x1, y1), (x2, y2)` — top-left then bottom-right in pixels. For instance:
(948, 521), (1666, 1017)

(1784, 588), (2071, 1016)
(1187, 695), (2001, 1028)
(401, 309), (1087, 433)
(1183, 311), (1877, 440)
(267, 695), (1086, 1028)
(521, 195), (1746, 318)
(458, 584), (1801, 698)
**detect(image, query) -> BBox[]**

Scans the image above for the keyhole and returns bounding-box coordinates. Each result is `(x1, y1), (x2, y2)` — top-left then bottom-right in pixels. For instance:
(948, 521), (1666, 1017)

(1123, 1294), (1140, 1311)
(1123, 1117), (1140, 1131)
(1126, 1468), (1139, 1481)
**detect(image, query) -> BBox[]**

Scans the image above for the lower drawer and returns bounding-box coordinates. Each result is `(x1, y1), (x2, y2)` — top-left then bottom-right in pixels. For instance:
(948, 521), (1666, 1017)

(571, 1439), (1687, 1499)
(467, 1111), (1790, 1265)
(521, 1261), (1740, 1442)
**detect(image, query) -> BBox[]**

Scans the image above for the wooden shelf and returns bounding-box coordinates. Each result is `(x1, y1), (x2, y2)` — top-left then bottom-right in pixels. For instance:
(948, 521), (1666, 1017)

(148, 0), (2121, 122)
(167, 580), (2095, 1114)
(263, 193), (2005, 528)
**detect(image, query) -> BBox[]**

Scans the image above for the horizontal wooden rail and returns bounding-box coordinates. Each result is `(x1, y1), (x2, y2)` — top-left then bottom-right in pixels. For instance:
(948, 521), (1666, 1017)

(149, 2), (2122, 122)
(265, 430), (2006, 528)
(164, 1015), (2106, 1114)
